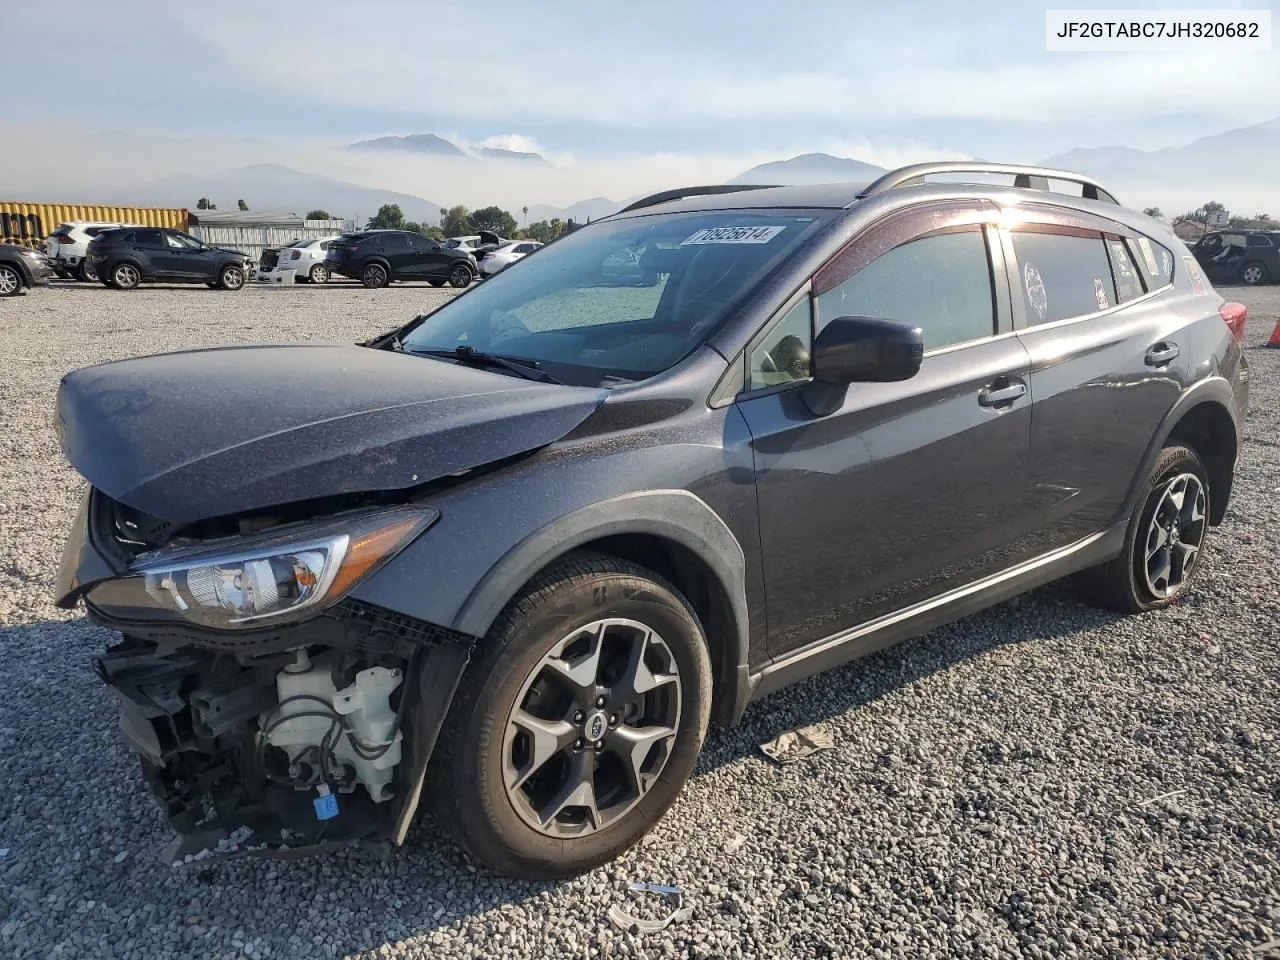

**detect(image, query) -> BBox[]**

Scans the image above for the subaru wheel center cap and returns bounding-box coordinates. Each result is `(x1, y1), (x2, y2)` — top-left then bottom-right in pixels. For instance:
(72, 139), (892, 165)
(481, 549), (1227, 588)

(584, 710), (608, 742)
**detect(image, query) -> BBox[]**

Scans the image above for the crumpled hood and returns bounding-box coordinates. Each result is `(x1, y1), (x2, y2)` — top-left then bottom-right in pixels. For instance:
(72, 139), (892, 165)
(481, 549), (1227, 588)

(56, 343), (604, 523)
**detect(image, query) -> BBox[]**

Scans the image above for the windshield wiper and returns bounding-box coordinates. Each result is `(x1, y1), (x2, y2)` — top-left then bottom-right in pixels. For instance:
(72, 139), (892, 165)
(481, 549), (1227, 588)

(410, 346), (565, 384)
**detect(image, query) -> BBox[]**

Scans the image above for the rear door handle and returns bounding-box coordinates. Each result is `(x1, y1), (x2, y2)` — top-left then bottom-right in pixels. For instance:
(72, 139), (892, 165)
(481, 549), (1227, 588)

(1145, 343), (1179, 366)
(978, 379), (1027, 407)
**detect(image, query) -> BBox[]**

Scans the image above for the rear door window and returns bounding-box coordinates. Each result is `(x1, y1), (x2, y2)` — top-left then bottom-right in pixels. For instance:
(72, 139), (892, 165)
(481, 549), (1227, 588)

(134, 229), (165, 247)
(1010, 228), (1115, 324)
(380, 233), (409, 253)
(1247, 234), (1274, 248)
(1131, 235), (1174, 289)
(1105, 237), (1145, 303)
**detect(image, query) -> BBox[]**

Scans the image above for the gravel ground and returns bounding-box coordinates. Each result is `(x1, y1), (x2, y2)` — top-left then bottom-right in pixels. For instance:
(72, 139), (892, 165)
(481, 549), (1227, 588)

(1, 280), (1278, 959)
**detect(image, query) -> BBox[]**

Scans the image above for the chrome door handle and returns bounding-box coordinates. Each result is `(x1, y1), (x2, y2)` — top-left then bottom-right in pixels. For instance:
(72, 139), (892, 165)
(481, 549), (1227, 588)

(978, 381), (1027, 407)
(1145, 343), (1179, 366)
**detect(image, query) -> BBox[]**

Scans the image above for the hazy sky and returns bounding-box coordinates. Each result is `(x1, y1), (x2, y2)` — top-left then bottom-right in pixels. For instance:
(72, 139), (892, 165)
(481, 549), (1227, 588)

(3, 0), (1278, 213)
(6, 0), (1277, 159)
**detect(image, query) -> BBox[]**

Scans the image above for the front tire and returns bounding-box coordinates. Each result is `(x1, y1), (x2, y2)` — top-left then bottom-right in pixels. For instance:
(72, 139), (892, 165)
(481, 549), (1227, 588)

(430, 554), (712, 880)
(0, 263), (23, 297)
(1076, 443), (1210, 613)
(217, 264), (245, 290)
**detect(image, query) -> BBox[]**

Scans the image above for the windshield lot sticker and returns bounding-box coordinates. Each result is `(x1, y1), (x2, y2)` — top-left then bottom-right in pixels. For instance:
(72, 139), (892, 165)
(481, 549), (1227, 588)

(1093, 277), (1110, 312)
(1023, 262), (1048, 322)
(1184, 256), (1207, 295)
(681, 225), (785, 245)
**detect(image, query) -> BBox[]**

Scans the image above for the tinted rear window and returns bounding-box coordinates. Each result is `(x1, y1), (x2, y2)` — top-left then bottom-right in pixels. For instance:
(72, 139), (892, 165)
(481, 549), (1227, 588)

(1130, 234), (1175, 289)
(1011, 228), (1115, 324)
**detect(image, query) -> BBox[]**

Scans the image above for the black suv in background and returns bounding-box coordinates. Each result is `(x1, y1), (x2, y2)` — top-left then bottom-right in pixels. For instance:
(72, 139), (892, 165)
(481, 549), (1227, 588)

(54, 163), (1249, 881)
(86, 228), (254, 290)
(326, 229), (477, 288)
(1188, 229), (1280, 285)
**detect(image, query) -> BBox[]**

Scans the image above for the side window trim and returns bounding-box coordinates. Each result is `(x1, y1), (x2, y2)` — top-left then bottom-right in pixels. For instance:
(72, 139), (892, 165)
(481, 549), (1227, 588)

(710, 281), (813, 406)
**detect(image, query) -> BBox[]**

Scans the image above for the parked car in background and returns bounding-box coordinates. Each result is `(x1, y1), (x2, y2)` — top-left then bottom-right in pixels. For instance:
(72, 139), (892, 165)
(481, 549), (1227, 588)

(0, 241), (55, 296)
(86, 228), (254, 290)
(52, 162), (1248, 881)
(444, 235), (482, 251)
(258, 236), (339, 283)
(326, 229), (476, 288)
(1188, 230), (1280, 285)
(46, 221), (137, 281)
(477, 240), (543, 276)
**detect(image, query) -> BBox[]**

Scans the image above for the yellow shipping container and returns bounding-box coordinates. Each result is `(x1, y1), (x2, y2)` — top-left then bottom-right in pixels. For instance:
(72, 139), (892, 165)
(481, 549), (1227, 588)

(0, 202), (189, 248)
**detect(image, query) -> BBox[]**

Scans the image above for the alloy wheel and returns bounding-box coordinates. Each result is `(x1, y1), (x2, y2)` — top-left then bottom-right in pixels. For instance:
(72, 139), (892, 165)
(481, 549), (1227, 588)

(450, 265), (472, 287)
(0, 265), (20, 296)
(501, 618), (682, 838)
(363, 264), (387, 288)
(310, 263), (329, 283)
(1142, 472), (1206, 599)
(222, 266), (244, 290)
(1242, 263), (1265, 285)
(113, 264), (140, 289)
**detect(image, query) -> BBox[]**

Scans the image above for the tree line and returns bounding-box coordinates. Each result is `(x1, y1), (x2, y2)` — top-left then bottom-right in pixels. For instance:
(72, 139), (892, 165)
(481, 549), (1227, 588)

(361, 203), (582, 243)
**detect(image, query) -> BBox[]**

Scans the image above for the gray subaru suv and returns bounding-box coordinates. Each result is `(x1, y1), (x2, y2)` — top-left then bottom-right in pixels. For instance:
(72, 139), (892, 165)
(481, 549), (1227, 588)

(53, 162), (1250, 879)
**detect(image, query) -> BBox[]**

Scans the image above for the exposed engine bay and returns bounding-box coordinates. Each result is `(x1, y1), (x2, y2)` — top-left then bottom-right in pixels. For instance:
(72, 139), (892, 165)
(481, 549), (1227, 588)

(97, 616), (473, 864)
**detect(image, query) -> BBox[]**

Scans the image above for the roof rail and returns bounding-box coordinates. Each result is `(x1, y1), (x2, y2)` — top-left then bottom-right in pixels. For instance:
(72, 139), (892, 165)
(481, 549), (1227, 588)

(615, 183), (780, 215)
(856, 162), (1120, 205)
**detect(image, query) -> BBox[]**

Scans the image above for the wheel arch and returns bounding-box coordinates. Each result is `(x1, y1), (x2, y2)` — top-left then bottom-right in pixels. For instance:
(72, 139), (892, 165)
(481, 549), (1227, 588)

(452, 490), (753, 728)
(1119, 379), (1241, 527)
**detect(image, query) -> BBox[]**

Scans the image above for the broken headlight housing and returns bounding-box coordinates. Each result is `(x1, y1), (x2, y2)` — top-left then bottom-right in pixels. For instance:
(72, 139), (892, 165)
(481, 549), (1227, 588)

(87, 506), (436, 630)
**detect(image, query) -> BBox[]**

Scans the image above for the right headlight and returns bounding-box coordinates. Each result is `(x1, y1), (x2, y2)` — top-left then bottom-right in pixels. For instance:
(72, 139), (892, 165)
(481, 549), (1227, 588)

(86, 505), (436, 630)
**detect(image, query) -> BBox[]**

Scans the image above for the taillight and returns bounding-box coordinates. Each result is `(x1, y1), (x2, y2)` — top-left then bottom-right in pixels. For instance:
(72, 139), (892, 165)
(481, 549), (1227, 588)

(289, 249), (301, 260)
(1219, 302), (1247, 343)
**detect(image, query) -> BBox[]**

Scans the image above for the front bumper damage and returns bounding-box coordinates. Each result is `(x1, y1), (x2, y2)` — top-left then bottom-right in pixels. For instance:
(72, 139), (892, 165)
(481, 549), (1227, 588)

(87, 597), (474, 866)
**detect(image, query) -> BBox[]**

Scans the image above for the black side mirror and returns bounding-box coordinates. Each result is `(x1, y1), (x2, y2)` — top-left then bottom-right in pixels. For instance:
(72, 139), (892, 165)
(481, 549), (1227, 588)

(802, 315), (924, 417)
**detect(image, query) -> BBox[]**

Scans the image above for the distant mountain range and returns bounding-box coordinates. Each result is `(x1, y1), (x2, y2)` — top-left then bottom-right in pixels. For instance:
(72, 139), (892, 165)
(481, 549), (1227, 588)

(346, 134), (550, 165)
(112, 163), (446, 225)
(1039, 117), (1280, 194)
(729, 153), (888, 185)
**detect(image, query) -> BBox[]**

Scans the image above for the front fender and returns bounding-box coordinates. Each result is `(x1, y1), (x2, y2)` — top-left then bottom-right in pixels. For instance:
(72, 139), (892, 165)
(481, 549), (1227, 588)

(452, 489), (754, 725)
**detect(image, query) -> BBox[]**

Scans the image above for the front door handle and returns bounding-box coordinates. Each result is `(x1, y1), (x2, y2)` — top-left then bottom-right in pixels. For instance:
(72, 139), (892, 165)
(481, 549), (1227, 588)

(978, 379), (1027, 407)
(1145, 343), (1180, 366)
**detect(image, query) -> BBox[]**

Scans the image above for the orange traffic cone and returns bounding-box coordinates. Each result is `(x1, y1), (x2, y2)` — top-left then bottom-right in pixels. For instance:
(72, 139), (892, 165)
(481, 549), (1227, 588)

(1268, 319), (1280, 348)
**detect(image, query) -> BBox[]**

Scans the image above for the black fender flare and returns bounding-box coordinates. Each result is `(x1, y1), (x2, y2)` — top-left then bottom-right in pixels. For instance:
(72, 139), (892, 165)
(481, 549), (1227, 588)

(1116, 376), (1240, 526)
(452, 489), (754, 726)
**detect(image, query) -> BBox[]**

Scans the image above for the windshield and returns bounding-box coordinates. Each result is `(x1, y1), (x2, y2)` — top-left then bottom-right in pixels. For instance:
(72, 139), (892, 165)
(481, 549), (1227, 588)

(401, 209), (830, 384)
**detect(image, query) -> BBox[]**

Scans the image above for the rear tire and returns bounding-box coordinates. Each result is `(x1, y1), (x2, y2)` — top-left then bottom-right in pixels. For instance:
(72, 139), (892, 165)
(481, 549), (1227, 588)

(361, 262), (389, 288)
(429, 554), (712, 880)
(427, 278), (447, 287)
(1075, 444), (1211, 613)
(1240, 261), (1269, 286)
(449, 263), (474, 288)
(309, 263), (329, 284)
(77, 260), (97, 282)
(110, 262), (141, 290)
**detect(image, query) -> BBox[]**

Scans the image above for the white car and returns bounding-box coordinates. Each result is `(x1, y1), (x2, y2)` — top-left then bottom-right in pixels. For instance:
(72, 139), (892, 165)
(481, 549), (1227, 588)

(257, 237), (339, 283)
(477, 240), (543, 276)
(444, 235), (482, 251)
(46, 221), (136, 280)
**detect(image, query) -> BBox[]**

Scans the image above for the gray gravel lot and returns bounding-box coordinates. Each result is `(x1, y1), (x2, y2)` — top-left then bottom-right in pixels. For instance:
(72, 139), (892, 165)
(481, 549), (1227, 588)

(1, 280), (1278, 959)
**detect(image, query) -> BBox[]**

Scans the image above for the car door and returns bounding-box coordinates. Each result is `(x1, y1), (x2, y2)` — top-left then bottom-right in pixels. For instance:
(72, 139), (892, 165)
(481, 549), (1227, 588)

(734, 200), (1035, 656)
(1244, 232), (1279, 282)
(378, 233), (413, 278)
(160, 231), (211, 279)
(406, 233), (444, 278)
(1000, 206), (1189, 554)
(131, 229), (173, 278)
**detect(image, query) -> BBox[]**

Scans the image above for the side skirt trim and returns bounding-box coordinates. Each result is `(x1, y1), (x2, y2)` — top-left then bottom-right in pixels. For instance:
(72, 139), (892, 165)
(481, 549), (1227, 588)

(747, 523), (1126, 703)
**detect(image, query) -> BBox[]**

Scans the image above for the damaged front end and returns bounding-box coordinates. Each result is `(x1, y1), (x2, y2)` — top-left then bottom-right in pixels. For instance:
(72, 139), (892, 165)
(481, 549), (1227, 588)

(60, 489), (474, 865)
